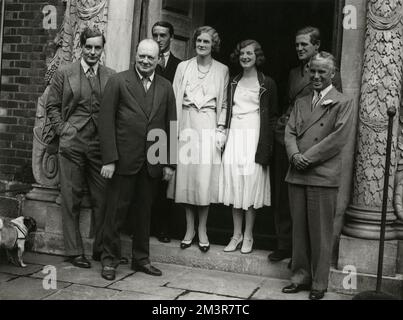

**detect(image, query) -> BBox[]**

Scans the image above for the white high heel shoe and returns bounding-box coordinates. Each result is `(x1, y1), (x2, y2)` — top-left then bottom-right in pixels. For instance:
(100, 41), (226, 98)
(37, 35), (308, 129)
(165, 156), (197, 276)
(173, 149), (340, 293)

(224, 235), (243, 252)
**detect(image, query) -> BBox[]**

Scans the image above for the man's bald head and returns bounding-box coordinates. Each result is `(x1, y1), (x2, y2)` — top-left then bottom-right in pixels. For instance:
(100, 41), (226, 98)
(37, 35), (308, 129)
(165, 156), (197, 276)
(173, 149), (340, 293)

(135, 39), (160, 76)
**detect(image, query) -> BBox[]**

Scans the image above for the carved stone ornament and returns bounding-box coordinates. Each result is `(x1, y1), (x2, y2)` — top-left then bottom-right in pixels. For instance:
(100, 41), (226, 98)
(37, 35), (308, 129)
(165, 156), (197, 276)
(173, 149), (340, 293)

(343, 0), (403, 240)
(32, 0), (108, 187)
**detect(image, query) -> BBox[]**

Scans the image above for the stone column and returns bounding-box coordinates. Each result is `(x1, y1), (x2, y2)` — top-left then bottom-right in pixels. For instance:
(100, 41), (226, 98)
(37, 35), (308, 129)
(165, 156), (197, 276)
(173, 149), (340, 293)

(342, 0), (403, 240)
(104, 0), (135, 72)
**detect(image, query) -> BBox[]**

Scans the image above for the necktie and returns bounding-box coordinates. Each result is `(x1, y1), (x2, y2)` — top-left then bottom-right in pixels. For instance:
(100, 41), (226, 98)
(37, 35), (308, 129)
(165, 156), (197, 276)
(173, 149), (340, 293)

(87, 67), (95, 78)
(312, 92), (321, 111)
(142, 77), (150, 92)
(159, 54), (166, 70)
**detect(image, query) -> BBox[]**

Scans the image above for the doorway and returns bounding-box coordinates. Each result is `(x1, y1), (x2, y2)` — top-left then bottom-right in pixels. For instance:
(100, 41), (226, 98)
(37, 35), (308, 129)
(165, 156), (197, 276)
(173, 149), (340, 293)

(163, 0), (344, 250)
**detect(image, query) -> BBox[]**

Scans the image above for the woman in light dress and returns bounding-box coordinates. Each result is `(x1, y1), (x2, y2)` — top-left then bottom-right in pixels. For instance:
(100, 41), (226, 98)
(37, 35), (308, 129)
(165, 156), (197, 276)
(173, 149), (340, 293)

(219, 40), (278, 254)
(169, 26), (229, 252)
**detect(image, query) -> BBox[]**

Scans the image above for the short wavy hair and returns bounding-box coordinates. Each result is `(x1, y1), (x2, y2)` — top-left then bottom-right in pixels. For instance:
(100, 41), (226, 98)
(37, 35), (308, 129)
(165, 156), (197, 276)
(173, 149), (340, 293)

(310, 51), (336, 72)
(230, 39), (265, 67)
(296, 26), (320, 45)
(192, 26), (221, 53)
(80, 26), (105, 47)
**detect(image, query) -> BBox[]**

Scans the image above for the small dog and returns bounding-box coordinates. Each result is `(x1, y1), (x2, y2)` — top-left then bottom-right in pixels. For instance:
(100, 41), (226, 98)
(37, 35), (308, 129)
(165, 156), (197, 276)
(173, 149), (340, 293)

(0, 216), (37, 267)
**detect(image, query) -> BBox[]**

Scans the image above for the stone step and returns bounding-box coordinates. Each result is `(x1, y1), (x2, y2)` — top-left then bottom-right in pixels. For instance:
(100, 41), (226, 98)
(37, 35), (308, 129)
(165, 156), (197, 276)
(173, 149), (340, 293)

(31, 229), (292, 280)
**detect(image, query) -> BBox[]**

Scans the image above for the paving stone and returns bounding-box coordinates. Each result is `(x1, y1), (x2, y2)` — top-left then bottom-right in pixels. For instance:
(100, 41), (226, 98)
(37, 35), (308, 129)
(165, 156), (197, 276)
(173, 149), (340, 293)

(31, 261), (134, 288)
(45, 284), (121, 300)
(0, 261), (43, 276)
(23, 252), (66, 266)
(0, 277), (70, 300)
(178, 292), (242, 300)
(0, 272), (17, 283)
(109, 262), (187, 298)
(251, 278), (352, 300)
(167, 268), (266, 299)
(115, 291), (167, 300)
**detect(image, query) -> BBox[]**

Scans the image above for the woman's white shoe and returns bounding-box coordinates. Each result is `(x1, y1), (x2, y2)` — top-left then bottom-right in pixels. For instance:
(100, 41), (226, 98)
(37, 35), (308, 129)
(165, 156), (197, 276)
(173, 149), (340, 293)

(224, 235), (243, 252)
(241, 238), (253, 254)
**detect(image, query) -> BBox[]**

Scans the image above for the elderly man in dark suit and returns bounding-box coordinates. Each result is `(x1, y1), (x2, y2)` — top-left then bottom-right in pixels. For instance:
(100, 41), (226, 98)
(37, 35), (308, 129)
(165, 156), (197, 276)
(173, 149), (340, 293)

(151, 21), (182, 243)
(46, 27), (115, 268)
(282, 52), (353, 300)
(270, 26), (342, 263)
(99, 39), (176, 281)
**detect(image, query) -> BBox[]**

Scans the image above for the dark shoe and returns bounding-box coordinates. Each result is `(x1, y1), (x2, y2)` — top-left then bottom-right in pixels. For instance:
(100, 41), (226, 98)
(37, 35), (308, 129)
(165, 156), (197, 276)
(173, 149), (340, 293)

(198, 242), (210, 253)
(120, 256), (129, 265)
(101, 266), (116, 281)
(132, 263), (162, 276)
(66, 255), (91, 268)
(180, 231), (196, 249)
(282, 283), (310, 294)
(268, 249), (291, 262)
(309, 289), (326, 300)
(157, 232), (171, 243)
(92, 252), (102, 262)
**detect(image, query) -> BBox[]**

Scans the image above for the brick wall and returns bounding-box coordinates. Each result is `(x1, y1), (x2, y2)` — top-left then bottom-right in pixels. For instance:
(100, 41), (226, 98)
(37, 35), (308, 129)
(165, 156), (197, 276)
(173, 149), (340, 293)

(0, 0), (65, 182)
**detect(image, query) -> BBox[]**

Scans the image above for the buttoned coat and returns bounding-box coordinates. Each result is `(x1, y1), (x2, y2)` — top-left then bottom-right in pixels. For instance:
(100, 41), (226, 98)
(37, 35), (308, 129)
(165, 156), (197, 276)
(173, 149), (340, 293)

(98, 69), (177, 177)
(284, 87), (354, 187)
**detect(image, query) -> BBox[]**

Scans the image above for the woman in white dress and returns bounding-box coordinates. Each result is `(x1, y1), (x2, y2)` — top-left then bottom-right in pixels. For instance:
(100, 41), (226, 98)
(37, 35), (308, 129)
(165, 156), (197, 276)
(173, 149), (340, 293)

(170, 26), (229, 252)
(219, 40), (278, 254)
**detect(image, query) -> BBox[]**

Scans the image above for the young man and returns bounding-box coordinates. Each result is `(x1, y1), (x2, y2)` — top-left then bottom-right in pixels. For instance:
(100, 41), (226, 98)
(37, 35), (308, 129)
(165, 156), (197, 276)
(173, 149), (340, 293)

(99, 39), (176, 281)
(282, 52), (354, 300)
(46, 27), (115, 268)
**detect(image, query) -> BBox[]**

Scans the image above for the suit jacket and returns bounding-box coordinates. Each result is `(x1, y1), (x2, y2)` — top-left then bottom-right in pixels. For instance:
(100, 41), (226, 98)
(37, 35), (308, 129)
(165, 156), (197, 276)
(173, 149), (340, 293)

(46, 60), (116, 135)
(284, 87), (354, 187)
(155, 52), (181, 83)
(99, 69), (177, 177)
(274, 64), (342, 145)
(225, 72), (279, 165)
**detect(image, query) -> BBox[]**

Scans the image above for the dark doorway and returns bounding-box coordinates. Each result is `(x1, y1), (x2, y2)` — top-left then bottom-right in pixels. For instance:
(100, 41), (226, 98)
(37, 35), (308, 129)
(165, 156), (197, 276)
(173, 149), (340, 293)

(168, 0), (342, 250)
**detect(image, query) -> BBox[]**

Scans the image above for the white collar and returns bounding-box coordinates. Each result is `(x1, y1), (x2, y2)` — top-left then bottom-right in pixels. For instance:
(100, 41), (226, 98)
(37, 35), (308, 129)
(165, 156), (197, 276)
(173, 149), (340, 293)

(135, 68), (155, 82)
(81, 58), (99, 75)
(314, 84), (333, 100)
(162, 51), (170, 59)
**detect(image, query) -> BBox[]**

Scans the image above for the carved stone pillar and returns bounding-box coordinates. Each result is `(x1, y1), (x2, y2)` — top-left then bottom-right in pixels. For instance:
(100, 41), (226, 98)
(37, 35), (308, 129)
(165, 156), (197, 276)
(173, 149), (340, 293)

(343, 0), (403, 240)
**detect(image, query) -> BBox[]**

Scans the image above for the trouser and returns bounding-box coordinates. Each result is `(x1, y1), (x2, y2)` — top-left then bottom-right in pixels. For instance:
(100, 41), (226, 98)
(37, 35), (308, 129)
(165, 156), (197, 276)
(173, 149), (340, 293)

(58, 120), (106, 256)
(273, 141), (292, 251)
(101, 165), (159, 268)
(288, 183), (338, 291)
(151, 180), (173, 237)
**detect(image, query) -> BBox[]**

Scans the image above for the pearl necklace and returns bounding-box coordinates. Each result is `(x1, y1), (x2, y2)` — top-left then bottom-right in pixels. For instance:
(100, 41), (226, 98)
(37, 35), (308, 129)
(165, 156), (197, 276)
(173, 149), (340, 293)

(197, 62), (212, 79)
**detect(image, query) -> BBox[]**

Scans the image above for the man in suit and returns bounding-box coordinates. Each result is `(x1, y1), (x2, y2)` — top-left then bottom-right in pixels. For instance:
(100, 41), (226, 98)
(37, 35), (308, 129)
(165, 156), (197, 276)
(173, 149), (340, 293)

(151, 21), (181, 243)
(152, 21), (181, 83)
(270, 26), (342, 263)
(282, 52), (354, 300)
(99, 39), (176, 281)
(46, 27), (116, 268)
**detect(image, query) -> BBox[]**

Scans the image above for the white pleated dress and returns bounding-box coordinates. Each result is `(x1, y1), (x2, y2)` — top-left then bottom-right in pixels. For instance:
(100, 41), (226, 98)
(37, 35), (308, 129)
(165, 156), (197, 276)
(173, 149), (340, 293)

(219, 83), (271, 210)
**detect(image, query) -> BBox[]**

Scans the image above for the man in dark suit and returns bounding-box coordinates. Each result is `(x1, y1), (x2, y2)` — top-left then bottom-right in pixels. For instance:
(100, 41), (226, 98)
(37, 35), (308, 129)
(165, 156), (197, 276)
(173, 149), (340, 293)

(282, 52), (354, 300)
(270, 26), (342, 263)
(46, 27), (115, 268)
(151, 21), (182, 243)
(152, 21), (181, 83)
(99, 39), (176, 281)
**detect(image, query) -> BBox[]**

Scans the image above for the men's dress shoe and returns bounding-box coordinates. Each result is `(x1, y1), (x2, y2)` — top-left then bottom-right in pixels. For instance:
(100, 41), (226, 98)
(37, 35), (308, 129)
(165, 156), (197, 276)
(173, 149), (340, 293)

(309, 289), (326, 300)
(282, 283), (311, 294)
(241, 238), (253, 254)
(133, 263), (162, 276)
(180, 231), (196, 249)
(268, 249), (292, 262)
(158, 233), (171, 243)
(198, 242), (210, 253)
(92, 252), (102, 262)
(101, 266), (116, 281)
(67, 255), (91, 268)
(224, 235), (243, 252)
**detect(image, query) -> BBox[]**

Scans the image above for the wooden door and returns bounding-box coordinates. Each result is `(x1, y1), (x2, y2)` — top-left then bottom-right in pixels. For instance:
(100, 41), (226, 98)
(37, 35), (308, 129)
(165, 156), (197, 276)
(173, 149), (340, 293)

(131, 0), (205, 63)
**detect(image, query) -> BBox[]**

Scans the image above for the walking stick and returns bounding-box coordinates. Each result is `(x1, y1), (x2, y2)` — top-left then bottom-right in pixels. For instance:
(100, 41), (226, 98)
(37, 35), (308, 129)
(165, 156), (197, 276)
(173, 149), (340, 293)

(353, 106), (398, 300)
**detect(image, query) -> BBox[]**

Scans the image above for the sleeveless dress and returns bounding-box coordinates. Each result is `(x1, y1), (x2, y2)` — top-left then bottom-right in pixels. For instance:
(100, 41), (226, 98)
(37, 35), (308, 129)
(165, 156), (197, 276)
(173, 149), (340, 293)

(219, 82), (271, 210)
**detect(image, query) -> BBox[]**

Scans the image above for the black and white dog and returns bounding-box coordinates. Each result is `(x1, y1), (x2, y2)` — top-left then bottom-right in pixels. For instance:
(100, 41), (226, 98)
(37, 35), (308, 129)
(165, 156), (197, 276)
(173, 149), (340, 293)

(0, 216), (37, 267)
